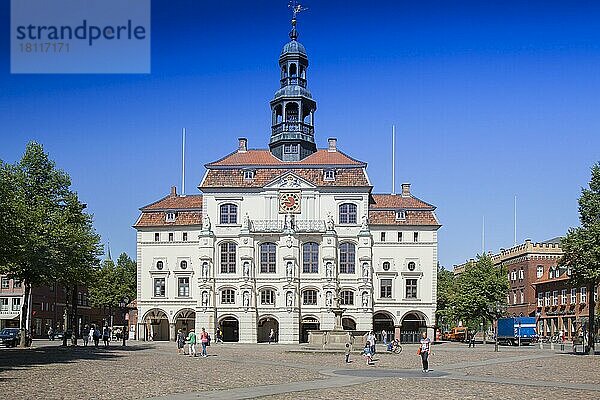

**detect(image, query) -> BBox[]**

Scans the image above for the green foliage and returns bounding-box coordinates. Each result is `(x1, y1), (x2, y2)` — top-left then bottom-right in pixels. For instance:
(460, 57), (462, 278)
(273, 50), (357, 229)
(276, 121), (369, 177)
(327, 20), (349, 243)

(451, 254), (509, 327)
(559, 163), (600, 287)
(88, 253), (137, 309)
(436, 265), (456, 324)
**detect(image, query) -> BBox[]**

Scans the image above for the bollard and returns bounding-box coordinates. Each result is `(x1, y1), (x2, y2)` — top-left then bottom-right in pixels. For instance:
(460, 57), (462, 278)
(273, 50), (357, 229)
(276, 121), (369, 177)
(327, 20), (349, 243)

(539, 342), (543, 349)
(550, 342), (554, 350)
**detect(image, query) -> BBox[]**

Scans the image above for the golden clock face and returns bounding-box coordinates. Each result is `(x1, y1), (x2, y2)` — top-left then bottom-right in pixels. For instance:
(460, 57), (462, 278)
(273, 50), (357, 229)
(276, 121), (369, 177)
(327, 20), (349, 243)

(279, 192), (301, 213)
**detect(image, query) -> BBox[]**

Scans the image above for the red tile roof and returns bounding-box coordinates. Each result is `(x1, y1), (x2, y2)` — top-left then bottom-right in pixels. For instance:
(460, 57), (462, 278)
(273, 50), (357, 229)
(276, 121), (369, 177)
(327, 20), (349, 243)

(200, 168), (370, 188)
(134, 211), (202, 228)
(141, 194), (203, 211)
(368, 210), (440, 226)
(206, 149), (365, 168)
(370, 194), (435, 209)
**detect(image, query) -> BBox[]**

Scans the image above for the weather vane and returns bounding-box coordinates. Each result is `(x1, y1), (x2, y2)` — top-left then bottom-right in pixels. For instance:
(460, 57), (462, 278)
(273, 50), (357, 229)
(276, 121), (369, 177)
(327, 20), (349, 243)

(289, 0), (308, 22)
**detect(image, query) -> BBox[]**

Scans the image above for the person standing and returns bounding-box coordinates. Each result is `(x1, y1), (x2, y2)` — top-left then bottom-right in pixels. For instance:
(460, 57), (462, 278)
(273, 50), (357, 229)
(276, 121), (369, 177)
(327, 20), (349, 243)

(176, 329), (186, 355)
(186, 328), (197, 357)
(363, 341), (373, 365)
(88, 325), (95, 346)
(48, 326), (54, 341)
(419, 331), (432, 372)
(102, 326), (110, 348)
(468, 331), (476, 348)
(367, 331), (376, 355)
(268, 328), (275, 344)
(82, 325), (90, 347)
(344, 343), (351, 363)
(200, 327), (209, 357)
(381, 329), (388, 345)
(215, 327), (223, 344)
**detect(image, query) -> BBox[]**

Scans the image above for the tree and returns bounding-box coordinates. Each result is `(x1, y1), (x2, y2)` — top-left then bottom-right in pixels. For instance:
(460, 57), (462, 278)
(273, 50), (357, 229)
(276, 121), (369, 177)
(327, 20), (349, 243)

(0, 142), (102, 346)
(436, 264), (456, 330)
(88, 252), (137, 321)
(451, 254), (509, 332)
(559, 162), (600, 355)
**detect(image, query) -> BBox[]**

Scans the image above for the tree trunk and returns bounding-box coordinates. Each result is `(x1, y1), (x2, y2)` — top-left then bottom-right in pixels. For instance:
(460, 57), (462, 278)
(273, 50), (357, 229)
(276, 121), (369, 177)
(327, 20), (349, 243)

(71, 285), (78, 346)
(62, 285), (69, 347)
(587, 282), (596, 355)
(19, 283), (31, 347)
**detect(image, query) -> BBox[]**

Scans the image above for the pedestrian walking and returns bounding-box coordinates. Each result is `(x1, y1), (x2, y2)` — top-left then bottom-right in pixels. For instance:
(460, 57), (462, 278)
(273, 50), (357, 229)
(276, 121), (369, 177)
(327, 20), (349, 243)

(381, 329), (388, 345)
(102, 326), (110, 348)
(468, 331), (476, 348)
(48, 326), (54, 341)
(88, 325), (95, 346)
(176, 329), (186, 355)
(93, 326), (101, 347)
(215, 327), (223, 344)
(268, 328), (275, 344)
(367, 331), (376, 355)
(186, 328), (197, 357)
(344, 343), (351, 363)
(418, 331), (432, 372)
(363, 341), (373, 365)
(82, 325), (90, 347)
(200, 327), (210, 357)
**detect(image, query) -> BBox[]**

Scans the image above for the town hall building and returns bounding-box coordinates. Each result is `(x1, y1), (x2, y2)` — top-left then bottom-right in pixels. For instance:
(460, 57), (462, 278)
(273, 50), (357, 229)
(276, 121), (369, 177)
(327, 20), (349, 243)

(134, 17), (441, 344)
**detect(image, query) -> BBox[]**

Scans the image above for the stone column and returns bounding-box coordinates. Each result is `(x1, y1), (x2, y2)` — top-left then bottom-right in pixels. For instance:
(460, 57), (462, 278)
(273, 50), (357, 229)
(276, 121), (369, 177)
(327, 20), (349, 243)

(169, 323), (176, 342)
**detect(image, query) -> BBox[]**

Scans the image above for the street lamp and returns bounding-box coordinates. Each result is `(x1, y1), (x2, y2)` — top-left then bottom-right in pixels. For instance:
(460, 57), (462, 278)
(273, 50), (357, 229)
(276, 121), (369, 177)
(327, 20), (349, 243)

(119, 297), (130, 347)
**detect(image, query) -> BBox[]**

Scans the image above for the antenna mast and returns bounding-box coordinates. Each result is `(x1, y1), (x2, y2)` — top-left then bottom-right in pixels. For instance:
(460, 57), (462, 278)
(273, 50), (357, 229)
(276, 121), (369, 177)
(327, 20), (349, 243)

(182, 128), (186, 196)
(392, 125), (396, 195)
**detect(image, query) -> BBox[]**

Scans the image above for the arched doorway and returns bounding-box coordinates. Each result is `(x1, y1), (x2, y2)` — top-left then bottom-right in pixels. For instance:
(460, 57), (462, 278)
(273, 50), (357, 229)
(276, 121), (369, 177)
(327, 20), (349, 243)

(401, 312), (427, 343)
(300, 316), (320, 343)
(174, 309), (195, 336)
(219, 316), (239, 342)
(342, 317), (356, 331)
(373, 312), (395, 342)
(257, 316), (279, 343)
(143, 309), (169, 341)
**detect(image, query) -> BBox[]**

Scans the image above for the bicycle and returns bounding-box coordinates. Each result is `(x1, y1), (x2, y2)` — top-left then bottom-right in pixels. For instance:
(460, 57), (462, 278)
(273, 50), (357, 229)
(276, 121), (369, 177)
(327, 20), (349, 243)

(387, 341), (402, 354)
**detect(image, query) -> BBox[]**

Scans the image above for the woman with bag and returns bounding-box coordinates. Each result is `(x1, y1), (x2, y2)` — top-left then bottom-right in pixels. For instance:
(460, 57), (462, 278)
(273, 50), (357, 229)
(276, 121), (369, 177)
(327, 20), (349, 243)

(418, 331), (432, 372)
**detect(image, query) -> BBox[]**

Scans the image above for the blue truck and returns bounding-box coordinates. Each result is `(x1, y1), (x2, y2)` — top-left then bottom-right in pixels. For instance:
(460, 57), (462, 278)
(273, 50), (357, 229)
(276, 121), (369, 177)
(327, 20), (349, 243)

(497, 317), (537, 345)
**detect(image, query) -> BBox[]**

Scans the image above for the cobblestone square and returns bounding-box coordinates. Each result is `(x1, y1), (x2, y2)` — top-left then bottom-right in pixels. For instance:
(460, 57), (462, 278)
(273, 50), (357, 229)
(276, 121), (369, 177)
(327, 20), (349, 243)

(1, 340), (598, 399)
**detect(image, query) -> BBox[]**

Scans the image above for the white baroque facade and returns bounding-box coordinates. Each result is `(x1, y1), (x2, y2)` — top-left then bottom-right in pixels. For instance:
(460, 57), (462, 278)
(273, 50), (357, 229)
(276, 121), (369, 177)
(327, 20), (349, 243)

(134, 22), (441, 344)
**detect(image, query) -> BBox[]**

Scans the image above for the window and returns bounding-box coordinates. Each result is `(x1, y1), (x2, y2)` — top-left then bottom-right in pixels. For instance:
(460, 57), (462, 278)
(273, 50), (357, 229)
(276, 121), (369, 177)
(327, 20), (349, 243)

(510, 271), (516, 281)
(552, 290), (558, 306)
(12, 298), (20, 311)
(220, 203), (238, 224)
(380, 279), (392, 298)
(571, 288), (577, 304)
(0, 298), (7, 311)
(520, 289), (524, 304)
(303, 289), (318, 305)
(12, 279), (21, 288)
(324, 169), (335, 181)
(220, 242), (237, 273)
(339, 203), (357, 224)
(544, 291), (550, 306)
(178, 277), (190, 297)
(513, 291), (517, 304)
(283, 144), (299, 154)
(518, 269), (524, 280)
(413, 232), (419, 242)
(581, 287), (587, 303)
(549, 268), (554, 279)
(339, 243), (355, 274)
(243, 170), (255, 180)
(260, 243), (277, 273)
(537, 292), (543, 307)
(156, 261), (164, 270)
(168, 233), (174, 242)
(221, 289), (235, 304)
(261, 290), (275, 305)
(380, 232), (386, 242)
(405, 279), (418, 299)
(153, 278), (165, 297)
(382, 261), (390, 271)
(340, 290), (354, 305)
(407, 261), (416, 272)
(302, 242), (319, 273)
(561, 289), (567, 305)
(536, 265), (543, 278)
(1, 277), (9, 289)
(395, 210), (406, 220)
(182, 232), (188, 242)
(165, 212), (176, 222)
(154, 233), (160, 242)
(397, 232), (402, 242)
(180, 260), (188, 269)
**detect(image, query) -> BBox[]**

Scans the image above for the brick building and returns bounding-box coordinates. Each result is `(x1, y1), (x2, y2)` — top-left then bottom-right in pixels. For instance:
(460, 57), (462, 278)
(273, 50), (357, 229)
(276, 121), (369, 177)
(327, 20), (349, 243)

(1, 275), (125, 338)
(454, 238), (599, 340)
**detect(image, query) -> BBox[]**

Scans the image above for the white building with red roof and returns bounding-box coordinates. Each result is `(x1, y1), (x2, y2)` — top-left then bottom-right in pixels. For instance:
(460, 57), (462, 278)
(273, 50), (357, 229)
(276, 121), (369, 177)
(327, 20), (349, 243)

(134, 16), (440, 344)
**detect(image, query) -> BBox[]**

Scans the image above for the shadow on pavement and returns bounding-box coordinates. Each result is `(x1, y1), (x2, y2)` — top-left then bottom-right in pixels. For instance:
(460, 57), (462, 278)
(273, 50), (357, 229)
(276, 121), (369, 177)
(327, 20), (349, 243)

(0, 343), (154, 372)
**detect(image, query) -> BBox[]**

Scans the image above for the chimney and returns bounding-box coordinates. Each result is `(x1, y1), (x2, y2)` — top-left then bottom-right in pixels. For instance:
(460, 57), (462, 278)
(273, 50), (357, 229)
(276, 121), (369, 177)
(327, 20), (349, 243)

(170, 186), (177, 196)
(401, 183), (411, 197)
(238, 137), (247, 153)
(327, 137), (337, 152)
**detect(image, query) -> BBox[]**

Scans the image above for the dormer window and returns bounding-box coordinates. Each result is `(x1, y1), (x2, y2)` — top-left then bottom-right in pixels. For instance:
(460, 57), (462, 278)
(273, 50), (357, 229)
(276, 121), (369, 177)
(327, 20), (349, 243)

(324, 169), (335, 181)
(165, 212), (176, 222)
(395, 210), (406, 220)
(243, 170), (255, 180)
(284, 144), (299, 154)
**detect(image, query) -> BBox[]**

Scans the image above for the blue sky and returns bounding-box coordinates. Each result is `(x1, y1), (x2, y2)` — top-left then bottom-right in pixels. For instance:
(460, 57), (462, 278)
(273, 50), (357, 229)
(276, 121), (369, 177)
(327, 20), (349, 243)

(1, 0), (599, 268)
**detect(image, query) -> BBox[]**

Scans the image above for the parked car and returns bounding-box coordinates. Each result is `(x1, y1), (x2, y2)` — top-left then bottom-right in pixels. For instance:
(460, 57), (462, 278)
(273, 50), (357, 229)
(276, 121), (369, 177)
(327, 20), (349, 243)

(0, 328), (32, 347)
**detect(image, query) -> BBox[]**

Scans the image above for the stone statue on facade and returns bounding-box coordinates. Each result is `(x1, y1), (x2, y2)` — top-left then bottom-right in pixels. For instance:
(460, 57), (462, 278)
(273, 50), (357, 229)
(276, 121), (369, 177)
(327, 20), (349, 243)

(243, 291), (250, 307)
(202, 262), (209, 279)
(325, 291), (333, 308)
(362, 262), (369, 278)
(201, 291), (209, 306)
(361, 214), (369, 231)
(242, 212), (250, 230)
(243, 262), (250, 278)
(362, 292), (369, 308)
(286, 261), (293, 278)
(202, 214), (211, 231)
(286, 291), (293, 307)
(326, 212), (334, 231)
(325, 262), (333, 279)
